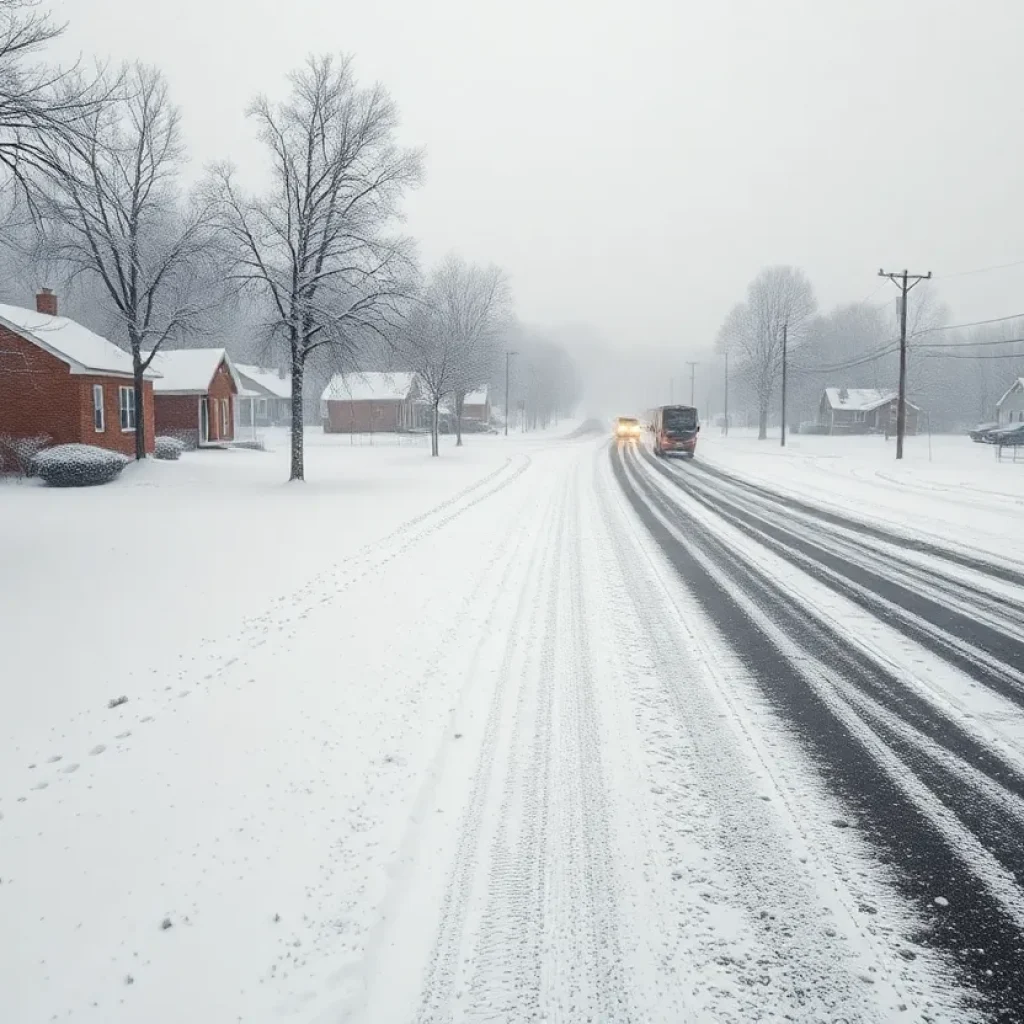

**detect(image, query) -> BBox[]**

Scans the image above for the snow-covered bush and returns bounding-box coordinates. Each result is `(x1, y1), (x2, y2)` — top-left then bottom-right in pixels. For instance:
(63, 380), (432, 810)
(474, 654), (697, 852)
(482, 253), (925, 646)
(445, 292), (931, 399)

(231, 438), (266, 451)
(32, 444), (129, 487)
(154, 436), (186, 461)
(0, 433), (51, 476)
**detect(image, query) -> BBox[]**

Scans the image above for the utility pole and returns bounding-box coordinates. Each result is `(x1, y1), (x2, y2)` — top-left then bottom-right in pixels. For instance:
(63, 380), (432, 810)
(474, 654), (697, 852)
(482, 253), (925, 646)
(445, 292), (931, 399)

(780, 321), (788, 448)
(879, 268), (931, 459)
(504, 349), (517, 437)
(685, 361), (698, 406)
(723, 350), (729, 436)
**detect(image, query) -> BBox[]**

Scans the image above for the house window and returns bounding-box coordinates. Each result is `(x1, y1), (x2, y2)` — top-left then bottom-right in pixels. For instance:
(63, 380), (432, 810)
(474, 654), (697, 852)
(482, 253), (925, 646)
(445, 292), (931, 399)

(258, 398), (268, 417)
(853, 411), (865, 423)
(221, 398), (229, 435)
(119, 386), (136, 430)
(92, 384), (105, 432)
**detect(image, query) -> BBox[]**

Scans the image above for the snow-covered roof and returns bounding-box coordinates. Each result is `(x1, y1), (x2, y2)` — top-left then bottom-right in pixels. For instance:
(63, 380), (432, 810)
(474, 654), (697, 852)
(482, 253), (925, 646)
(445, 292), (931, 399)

(321, 372), (418, 403)
(995, 378), (1024, 407)
(823, 388), (919, 412)
(464, 387), (489, 406)
(0, 302), (153, 379)
(144, 348), (241, 395)
(236, 364), (291, 399)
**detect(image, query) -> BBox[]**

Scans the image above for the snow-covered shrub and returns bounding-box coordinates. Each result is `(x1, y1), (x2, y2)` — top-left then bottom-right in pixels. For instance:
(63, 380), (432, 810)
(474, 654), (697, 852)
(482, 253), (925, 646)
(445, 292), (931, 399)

(154, 436), (186, 461)
(0, 433), (51, 476)
(32, 444), (129, 487)
(231, 438), (266, 451)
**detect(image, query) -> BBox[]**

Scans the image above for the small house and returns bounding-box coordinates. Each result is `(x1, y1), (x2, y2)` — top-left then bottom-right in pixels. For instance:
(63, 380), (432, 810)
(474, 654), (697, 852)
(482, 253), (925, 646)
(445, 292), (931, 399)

(0, 289), (156, 460)
(235, 364), (292, 431)
(996, 378), (1024, 425)
(321, 372), (427, 433)
(461, 387), (491, 424)
(819, 388), (920, 435)
(145, 348), (241, 447)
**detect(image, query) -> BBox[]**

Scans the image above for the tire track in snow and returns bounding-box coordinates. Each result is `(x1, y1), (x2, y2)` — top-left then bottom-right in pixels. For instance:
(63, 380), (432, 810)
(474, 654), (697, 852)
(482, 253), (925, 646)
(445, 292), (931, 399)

(649, 452), (1024, 705)
(691, 458), (1024, 588)
(613, 443), (1024, 1019)
(410, 477), (568, 1023)
(599, 446), (947, 1021)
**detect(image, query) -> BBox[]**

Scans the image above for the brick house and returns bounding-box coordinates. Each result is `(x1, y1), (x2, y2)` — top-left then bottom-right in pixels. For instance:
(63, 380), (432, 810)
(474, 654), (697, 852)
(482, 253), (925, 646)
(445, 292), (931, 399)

(145, 348), (241, 447)
(819, 387), (920, 435)
(320, 372), (427, 432)
(0, 289), (156, 460)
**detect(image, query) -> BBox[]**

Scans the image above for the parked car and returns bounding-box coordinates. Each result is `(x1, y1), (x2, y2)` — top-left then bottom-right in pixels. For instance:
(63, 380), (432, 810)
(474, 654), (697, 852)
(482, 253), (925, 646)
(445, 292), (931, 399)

(989, 422), (1024, 446)
(969, 421), (1000, 443)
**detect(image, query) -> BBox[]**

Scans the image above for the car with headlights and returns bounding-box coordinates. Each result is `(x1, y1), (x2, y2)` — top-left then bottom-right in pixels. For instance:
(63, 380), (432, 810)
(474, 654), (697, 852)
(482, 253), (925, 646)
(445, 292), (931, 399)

(614, 416), (643, 441)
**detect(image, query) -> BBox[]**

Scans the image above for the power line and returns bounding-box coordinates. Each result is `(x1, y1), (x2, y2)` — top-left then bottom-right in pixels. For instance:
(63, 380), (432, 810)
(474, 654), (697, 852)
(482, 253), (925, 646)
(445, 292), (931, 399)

(936, 258), (1024, 280)
(913, 311), (1024, 335)
(917, 335), (1024, 349)
(922, 348), (1024, 360)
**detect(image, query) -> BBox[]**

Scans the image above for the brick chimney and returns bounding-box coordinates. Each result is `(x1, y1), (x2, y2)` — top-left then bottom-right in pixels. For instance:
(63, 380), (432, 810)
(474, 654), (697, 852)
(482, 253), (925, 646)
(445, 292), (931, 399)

(36, 288), (58, 317)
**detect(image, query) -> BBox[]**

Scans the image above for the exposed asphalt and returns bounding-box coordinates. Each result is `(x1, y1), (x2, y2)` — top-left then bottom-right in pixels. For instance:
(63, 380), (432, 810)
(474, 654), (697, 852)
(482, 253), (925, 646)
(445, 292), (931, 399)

(612, 441), (1024, 1021)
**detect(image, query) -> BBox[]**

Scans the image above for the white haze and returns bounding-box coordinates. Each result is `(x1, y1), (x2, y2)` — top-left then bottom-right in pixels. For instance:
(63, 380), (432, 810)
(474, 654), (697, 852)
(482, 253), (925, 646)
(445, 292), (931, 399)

(51, 0), (1024, 416)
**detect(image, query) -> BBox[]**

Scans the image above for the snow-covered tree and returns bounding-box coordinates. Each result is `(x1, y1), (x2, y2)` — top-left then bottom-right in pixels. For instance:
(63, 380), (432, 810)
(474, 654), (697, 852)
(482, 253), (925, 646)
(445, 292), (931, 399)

(430, 255), (510, 446)
(207, 54), (422, 481)
(32, 64), (214, 459)
(717, 266), (816, 439)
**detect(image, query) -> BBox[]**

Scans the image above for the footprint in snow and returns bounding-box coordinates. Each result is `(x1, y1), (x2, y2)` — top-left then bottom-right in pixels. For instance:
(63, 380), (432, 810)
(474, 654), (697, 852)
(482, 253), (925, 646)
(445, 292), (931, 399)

(116, 731), (132, 739)
(89, 745), (106, 756)
(31, 781), (48, 791)
(46, 755), (63, 764)
(62, 763), (80, 774)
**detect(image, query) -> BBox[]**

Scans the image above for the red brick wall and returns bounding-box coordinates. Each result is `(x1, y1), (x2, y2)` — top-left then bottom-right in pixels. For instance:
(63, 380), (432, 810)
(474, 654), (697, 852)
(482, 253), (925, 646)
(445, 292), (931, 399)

(0, 325), (154, 455)
(207, 360), (236, 441)
(325, 399), (402, 432)
(77, 377), (156, 456)
(153, 359), (237, 444)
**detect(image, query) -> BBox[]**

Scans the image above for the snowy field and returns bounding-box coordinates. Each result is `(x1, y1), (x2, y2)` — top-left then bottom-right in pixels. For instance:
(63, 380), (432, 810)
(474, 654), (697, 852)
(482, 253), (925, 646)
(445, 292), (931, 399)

(2, 421), (1023, 1022)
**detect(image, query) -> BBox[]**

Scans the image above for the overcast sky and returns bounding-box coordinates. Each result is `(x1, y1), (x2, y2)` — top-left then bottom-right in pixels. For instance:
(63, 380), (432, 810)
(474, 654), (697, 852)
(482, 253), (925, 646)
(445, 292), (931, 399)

(51, 0), (1024, 354)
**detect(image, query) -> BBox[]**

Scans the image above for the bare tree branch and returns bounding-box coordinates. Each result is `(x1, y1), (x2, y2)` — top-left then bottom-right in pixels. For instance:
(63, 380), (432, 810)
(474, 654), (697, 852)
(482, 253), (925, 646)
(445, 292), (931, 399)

(206, 53), (422, 480)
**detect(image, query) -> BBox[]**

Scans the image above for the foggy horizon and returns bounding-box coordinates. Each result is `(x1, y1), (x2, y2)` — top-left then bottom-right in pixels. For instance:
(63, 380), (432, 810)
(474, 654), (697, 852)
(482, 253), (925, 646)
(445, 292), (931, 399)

(51, 0), (1024, 358)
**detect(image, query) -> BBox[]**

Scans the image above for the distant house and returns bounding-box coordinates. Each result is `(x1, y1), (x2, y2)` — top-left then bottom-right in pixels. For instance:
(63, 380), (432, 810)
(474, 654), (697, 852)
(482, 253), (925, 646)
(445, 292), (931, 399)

(0, 289), (156, 458)
(460, 387), (491, 424)
(320, 372), (427, 432)
(235, 364), (291, 431)
(819, 387), (920, 435)
(145, 348), (241, 447)
(996, 378), (1024, 425)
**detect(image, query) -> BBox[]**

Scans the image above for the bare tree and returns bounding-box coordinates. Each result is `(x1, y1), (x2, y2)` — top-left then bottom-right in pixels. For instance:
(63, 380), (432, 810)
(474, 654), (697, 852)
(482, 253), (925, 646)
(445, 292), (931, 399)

(33, 64), (213, 458)
(717, 265), (816, 439)
(429, 255), (510, 446)
(207, 54), (422, 481)
(398, 295), (454, 457)
(0, 0), (110, 217)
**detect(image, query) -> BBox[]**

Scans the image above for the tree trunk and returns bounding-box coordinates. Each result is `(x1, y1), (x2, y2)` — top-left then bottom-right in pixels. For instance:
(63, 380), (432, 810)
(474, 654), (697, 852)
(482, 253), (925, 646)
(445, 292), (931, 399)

(455, 393), (464, 447)
(290, 347), (304, 481)
(132, 347), (147, 461)
(758, 402), (768, 440)
(431, 401), (440, 457)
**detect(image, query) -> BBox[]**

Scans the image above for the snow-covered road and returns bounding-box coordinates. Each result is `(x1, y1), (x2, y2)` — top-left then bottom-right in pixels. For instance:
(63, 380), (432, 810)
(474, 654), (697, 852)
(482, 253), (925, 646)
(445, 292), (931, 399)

(3, 429), (1023, 1022)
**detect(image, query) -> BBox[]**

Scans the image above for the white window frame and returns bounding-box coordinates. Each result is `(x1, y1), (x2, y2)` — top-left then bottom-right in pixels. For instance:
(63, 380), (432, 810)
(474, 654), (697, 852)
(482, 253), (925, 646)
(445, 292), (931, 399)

(119, 386), (136, 431)
(221, 398), (229, 435)
(853, 410), (866, 423)
(257, 397), (268, 417)
(92, 384), (105, 432)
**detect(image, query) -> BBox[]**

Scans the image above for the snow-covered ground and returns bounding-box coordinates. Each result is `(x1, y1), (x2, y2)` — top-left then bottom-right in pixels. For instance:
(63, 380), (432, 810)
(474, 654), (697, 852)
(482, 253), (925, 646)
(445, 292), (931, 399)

(698, 429), (1024, 566)
(2, 422), (1020, 1022)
